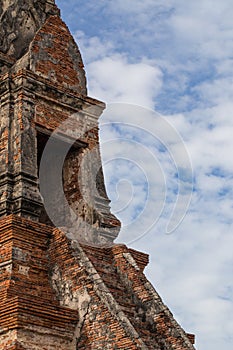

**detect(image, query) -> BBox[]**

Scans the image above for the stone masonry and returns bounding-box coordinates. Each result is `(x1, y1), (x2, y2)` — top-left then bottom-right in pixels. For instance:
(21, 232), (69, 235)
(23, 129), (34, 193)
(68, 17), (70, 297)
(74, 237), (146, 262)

(0, 1), (196, 349)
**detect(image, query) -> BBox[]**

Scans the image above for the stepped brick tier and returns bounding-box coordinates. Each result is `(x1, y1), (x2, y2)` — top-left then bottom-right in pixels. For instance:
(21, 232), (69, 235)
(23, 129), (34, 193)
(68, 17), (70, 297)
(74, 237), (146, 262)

(0, 1), (196, 349)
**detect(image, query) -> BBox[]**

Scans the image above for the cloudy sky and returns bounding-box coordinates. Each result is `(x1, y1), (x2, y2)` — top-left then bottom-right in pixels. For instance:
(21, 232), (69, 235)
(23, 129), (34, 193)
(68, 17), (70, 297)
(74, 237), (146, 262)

(56, 1), (233, 349)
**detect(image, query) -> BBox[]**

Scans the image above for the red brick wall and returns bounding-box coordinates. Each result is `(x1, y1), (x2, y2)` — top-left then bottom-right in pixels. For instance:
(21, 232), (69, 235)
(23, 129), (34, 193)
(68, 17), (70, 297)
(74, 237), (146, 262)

(30, 16), (87, 95)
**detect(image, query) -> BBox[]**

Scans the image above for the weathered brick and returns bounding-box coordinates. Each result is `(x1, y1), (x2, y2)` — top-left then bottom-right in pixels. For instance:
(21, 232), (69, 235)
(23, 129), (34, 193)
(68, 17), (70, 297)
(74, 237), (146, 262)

(0, 1), (195, 349)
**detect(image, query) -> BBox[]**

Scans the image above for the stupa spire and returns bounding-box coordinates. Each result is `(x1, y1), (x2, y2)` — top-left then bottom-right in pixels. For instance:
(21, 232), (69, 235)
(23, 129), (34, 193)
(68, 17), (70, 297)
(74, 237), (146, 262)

(0, 0), (117, 242)
(0, 0), (59, 59)
(0, 1), (196, 349)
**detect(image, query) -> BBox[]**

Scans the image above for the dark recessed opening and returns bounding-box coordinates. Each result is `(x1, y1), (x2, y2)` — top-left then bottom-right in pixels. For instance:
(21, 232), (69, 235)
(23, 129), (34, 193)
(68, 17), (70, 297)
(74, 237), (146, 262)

(36, 127), (86, 226)
(36, 130), (53, 226)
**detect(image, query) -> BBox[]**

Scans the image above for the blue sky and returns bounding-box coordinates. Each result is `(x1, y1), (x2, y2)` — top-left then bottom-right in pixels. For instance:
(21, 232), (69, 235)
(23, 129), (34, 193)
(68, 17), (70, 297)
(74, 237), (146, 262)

(56, 1), (233, 349)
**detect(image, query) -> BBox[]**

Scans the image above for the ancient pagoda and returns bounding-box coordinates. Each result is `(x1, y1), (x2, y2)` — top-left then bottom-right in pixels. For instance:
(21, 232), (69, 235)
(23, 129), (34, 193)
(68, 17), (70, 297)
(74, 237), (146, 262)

(0, 1), (196, 349)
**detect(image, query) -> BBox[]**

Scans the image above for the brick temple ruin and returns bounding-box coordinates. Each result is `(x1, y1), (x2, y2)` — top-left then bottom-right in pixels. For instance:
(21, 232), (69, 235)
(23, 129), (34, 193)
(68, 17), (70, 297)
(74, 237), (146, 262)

(0, 1), (196, 349)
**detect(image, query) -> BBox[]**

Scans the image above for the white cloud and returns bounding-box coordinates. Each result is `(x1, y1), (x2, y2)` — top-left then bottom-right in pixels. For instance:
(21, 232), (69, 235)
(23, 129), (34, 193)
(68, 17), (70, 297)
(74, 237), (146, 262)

(87, 55), (162, 108)
(75, 32), (163, 108)
(75, 31), (114, 62)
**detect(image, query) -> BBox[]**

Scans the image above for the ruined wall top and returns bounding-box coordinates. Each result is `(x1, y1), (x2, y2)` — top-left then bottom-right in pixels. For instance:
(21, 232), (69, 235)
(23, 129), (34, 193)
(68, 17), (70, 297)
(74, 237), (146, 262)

(0, 0), (87, 94)
(0, 0), (60, 59)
